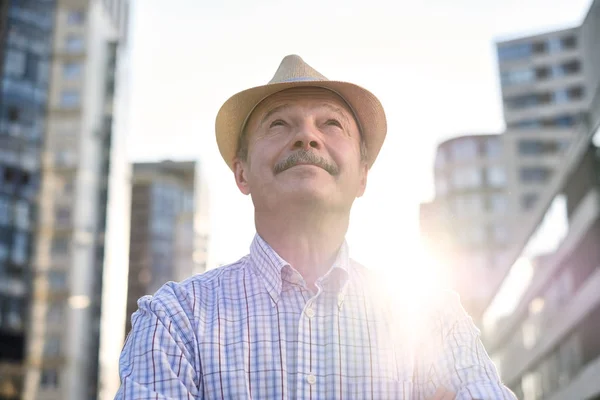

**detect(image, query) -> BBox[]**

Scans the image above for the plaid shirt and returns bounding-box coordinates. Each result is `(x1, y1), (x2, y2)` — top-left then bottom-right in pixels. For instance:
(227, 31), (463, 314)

(116, 235), (515, 399)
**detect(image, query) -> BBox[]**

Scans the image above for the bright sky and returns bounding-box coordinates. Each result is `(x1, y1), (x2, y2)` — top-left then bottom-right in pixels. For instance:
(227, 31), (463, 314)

(126, 0), (591, 274)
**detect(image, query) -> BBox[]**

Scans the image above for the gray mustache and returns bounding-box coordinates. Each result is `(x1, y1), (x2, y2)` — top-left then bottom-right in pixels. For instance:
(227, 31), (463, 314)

(274, 150), (339, 175)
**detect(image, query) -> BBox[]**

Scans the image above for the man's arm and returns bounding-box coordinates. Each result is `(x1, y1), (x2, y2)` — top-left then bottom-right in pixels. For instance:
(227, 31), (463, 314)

(415, 291), (517, 400)
(114, 282), (202, 399)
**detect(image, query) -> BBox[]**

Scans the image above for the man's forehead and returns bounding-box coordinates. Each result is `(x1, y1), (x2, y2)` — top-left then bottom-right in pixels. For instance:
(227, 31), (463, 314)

(252, 87), (353, 120)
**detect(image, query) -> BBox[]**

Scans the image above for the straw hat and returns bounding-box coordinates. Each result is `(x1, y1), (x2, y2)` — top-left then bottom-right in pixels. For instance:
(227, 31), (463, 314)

(215, 54), (387, 170)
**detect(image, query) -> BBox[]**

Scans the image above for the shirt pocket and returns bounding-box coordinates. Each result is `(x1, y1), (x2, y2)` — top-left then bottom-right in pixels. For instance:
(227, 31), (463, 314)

(348, 380), (413, 400)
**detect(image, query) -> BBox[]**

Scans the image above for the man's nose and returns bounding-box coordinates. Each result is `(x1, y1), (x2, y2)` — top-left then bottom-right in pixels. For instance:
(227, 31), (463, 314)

(292, 124), (322, 151)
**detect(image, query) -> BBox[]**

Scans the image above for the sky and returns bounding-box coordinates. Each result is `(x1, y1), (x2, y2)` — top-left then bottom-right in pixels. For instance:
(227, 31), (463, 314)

(125, 0), (592, 273)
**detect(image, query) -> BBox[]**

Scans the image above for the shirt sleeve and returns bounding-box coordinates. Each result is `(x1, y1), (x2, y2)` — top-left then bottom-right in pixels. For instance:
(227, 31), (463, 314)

(414, 291), (517, 400)
(114, 281), (202, 399)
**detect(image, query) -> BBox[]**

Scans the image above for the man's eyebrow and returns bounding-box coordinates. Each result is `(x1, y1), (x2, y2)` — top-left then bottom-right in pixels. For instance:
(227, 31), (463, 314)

(259, 102), (352, 127)
(320, 104), (350, 123)
(259, 104), (290, 127)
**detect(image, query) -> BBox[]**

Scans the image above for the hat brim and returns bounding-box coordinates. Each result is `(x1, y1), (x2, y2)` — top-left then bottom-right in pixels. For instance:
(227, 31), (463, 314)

(215, 80), (387, 170)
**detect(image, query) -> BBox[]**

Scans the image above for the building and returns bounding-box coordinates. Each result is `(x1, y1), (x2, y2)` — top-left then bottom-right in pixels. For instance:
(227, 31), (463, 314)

(17, 1), (131, 400)
(421, 0), (600, 322)
(480, 75), (600, 400)
(497, 27), (586, 130)
(0, 1), (57, 399)
(478, 1), (600, 398)
(125, 161), (209, 335)
(421, 127), (574, 317)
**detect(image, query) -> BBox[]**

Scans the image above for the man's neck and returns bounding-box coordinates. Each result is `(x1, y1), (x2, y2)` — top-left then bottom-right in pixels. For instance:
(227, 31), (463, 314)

(255, 208), (349, 290)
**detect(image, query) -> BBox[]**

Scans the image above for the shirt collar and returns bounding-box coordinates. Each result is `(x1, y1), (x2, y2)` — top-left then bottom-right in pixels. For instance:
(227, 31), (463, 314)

(249, 234), (352, 306)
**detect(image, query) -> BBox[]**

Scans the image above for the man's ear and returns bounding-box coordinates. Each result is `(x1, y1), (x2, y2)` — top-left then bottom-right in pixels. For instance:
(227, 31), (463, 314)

(233, 158), (251, 195)
(356, 161), (368, 198)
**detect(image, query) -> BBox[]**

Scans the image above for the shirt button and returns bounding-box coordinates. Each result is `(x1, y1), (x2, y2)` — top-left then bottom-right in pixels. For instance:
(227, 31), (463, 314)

(307, 374), (316, 384)
(305, 308), (315, 318)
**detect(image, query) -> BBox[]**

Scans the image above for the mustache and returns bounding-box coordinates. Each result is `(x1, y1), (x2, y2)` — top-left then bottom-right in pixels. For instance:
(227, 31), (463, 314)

(273, 150), (339, 175)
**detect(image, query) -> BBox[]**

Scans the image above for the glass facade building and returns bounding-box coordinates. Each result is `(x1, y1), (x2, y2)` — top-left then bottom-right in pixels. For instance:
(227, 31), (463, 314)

(0, 1), (55, 398)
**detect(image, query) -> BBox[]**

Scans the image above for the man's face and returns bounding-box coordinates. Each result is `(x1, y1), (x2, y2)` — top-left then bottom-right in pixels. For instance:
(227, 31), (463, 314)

(233, 87), (368, 213)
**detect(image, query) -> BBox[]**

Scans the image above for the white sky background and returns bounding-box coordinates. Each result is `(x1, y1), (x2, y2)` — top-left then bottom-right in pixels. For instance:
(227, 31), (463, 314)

(126, 0), (592, 273)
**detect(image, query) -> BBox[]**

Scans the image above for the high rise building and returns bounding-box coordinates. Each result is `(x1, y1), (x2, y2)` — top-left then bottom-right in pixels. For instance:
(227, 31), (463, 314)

(421, 0), (600, 323)
(14, 1), (131, 400)
(478, 1), (600, 398)
(0, 2), (57, 399)
(126, 161), (209, 335)
(481, 77), (600, 400)
(497, 27), (586, 130)
(420, 128), (573, 317)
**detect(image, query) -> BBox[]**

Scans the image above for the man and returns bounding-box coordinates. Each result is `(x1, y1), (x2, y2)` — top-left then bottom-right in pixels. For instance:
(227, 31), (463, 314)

(116, 55), (515, 399)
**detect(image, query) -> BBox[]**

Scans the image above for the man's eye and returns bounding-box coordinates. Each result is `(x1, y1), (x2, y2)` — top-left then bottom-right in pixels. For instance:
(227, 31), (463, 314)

(270, 119), (285, 128)
(326, 119), (342, 128)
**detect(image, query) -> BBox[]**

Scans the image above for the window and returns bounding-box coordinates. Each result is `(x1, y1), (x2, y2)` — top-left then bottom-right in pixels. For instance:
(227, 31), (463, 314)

(67, 10), (85, 25)
(568, 86), (584, 100)
(453, 194), (484, 216)
(512, 119), (541, 129)
(47, 303), (64, 324)
(4, 49), (26, 76)
(44, 337), (61, 357)
(51, 238), (69, 256)
(12, 231), (29, 265)
(0, 196), (10, 226)
(5, 297), (23, 329)
(55, 207), (71, 226)
(562, 36), (577, 49)
(65, 35), (84, 53)
(489, 193), (508, 214)
(40, 369), (59, 388)
(498, 43), (532, 61)
(452, 167), (482, 189)
(62, 63), (81, 80)
(60, 91), (80, 108)
(486, 166), (507, 187)
(554, 115), (576, 127)
(521, 193), (539, 210)
(500, 68), (535, 86)
(554, 89), (569, 104)
(11, 232), (28, 265)
(518, 139), (569, 156)
(505, 94), (540, 109)
(485, 137), (502, 158)
(0, 242), (8, 262)
(13, 200), (29, 230)
(560, 60), (581, 75)
(55, 149), (77, 167)
(520, 167), (552, 183)
(450, 138), (478, 161)
(548, 37), (563, 53)
(48, 271), (67, 290)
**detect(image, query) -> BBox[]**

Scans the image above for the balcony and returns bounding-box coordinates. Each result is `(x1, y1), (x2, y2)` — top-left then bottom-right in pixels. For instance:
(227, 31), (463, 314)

(486, 188), (600, 351)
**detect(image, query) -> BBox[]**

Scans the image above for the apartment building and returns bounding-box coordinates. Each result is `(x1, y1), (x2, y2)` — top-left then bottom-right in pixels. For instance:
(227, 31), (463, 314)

(497, 27), (586, 130)
(0, 2), (57, 399)
(420, 127), (574, 318)
(125, 161), (209, 335)
(20, 1), (131, 400)
(481, 78), (600, 400)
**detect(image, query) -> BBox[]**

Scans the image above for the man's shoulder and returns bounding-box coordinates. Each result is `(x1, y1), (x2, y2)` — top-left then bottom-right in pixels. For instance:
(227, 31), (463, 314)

(144, 256), (251, 310)
(180, 256), (250, 288)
